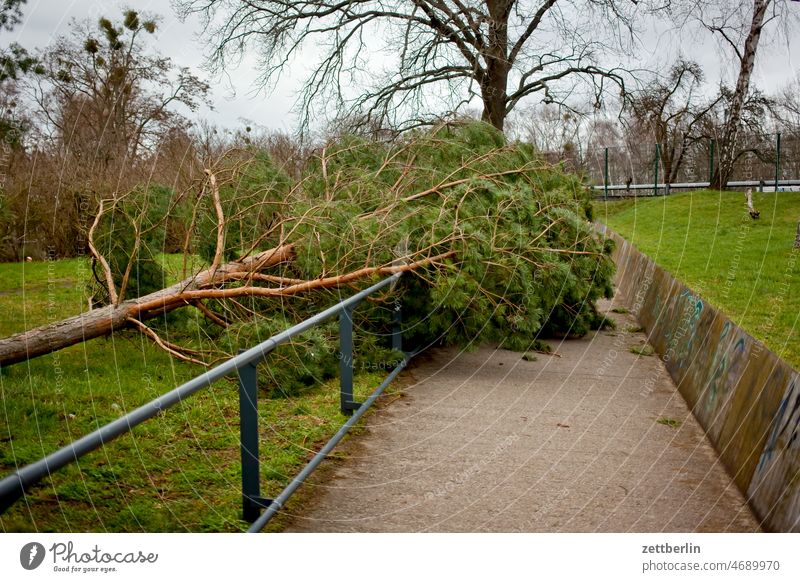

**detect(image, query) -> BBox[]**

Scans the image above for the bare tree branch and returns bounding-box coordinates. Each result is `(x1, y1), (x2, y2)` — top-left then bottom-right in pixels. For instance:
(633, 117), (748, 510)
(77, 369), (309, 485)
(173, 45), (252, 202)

(87, 199), (119, 305)
(177, 0), (648, 132)
(204, 168), (226, 273)
(127, 317), (210, 366)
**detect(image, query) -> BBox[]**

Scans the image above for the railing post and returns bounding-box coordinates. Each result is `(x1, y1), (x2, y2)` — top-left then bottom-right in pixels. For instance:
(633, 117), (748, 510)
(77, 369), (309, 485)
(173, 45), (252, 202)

(775, 132), (782, 193)
(392, 303), (403, 354)
(238, 356), (264, 523)
(340, 305), (360, 415)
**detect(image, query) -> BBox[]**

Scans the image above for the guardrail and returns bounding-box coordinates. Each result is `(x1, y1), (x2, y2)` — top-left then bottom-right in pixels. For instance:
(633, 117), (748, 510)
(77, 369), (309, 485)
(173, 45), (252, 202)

(0, 272), (408, 532)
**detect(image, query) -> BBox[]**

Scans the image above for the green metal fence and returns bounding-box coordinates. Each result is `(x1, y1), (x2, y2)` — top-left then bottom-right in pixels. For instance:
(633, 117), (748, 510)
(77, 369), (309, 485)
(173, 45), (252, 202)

(583, 131), (800, 196)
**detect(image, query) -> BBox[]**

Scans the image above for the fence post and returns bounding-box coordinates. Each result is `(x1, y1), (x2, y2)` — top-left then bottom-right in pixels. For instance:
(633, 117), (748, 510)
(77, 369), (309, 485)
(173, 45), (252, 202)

(775, 132), (782, 193)
(603, 147), (609, 200)
(654, 143), (660, 196)
(238, 356), (264, 523)
(709, 139), (715, 185)
(340, 305), (360, 415)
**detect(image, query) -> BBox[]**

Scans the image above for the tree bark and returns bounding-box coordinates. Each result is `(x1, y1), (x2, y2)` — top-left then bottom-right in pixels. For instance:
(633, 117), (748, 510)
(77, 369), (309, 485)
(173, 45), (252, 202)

(0, 245), (294, 368)
(710, 0), (770, 190)
(480, 0), (511, 131)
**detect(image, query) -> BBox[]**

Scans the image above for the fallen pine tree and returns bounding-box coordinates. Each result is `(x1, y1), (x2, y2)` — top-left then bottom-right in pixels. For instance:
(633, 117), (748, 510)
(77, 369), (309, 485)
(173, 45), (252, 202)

(0, 122), (615, 379)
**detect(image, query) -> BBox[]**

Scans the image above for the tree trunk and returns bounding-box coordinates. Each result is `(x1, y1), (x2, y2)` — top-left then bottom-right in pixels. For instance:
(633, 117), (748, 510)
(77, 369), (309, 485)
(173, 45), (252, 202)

(661, 144), (674, 186)
(670, 140), (687, 185)
(0, 245), (294, 368)
(481, 81), (507, 132)
(710, 0), (770, 190)
(795, 221), (800, 248)
(480, 0), (511, 132)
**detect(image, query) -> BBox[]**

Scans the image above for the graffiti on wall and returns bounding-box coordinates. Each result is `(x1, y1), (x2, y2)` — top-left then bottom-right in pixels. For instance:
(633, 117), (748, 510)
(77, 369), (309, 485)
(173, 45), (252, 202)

(704, 321), (732, 411)
(749, 375), (800, 531)
(609, 230), (800, 531)
(757, 378), (800, 475)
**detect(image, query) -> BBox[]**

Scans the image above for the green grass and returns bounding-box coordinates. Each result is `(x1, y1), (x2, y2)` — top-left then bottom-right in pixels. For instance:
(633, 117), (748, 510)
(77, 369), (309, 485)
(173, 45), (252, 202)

(656, 417), (681, 428)
(0, 257), (396, 532)
(630, 344), (654, 356)
(0, 257), (87, 294)
(0, 254), (208, 337)
(0, 258), (90, 337)
(597, 190), (800, 370)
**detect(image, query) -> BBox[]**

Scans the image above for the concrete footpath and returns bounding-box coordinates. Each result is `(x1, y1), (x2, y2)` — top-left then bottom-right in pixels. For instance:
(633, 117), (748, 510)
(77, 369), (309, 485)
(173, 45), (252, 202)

(286, 298), (760, 532)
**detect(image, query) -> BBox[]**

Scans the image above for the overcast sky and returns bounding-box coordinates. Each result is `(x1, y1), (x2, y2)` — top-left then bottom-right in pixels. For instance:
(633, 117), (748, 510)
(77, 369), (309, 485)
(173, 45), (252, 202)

(6, 0), (799, 133)
(8, 0), (302, 132)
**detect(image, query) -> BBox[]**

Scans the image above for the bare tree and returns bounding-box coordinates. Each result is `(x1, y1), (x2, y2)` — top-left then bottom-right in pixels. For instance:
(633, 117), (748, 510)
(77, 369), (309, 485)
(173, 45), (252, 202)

(773, 76), (800, 248)
(584, 115), (627, 183)
(515, 103), (587, 171)
(775, 76), (800, 132)
(176, 0), (655, 132)
(708, 0), (768, 190)
(624, 59), (720, 184)
(680, 0), (798, 189)
(10, 10), (212, 259)
(30, 11), (210, 188)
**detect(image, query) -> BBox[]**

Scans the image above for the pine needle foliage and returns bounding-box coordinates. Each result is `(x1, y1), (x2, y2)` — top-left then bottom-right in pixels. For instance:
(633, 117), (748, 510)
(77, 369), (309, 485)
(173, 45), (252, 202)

(210, 122), (614, 383)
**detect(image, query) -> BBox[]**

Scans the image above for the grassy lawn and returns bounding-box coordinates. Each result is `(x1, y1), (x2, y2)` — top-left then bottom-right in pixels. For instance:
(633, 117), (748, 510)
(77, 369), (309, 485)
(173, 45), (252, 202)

(0, 257), (394, 532)
(596, 190), (800, 370)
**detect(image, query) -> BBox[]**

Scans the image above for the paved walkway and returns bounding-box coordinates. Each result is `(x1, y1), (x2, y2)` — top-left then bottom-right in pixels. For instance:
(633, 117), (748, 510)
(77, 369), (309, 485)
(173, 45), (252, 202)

(286, 298), (760, 532)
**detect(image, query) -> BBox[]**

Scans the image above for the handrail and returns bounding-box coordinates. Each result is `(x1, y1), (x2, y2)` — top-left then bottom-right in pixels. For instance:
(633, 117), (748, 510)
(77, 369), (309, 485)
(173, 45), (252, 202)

(0, 272), (404, 520)
(247, 356), (409, 532)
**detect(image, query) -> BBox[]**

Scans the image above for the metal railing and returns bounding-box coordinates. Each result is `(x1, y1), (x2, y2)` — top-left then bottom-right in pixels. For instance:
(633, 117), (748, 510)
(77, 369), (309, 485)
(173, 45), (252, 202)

(0, 272), (408, 532)
(582, 132), (800, 193)
(591, 179), (800, 199)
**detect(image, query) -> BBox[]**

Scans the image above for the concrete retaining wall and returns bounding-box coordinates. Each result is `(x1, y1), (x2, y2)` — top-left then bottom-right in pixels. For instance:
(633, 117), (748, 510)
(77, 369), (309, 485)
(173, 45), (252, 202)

(603, 227), (800, 532)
